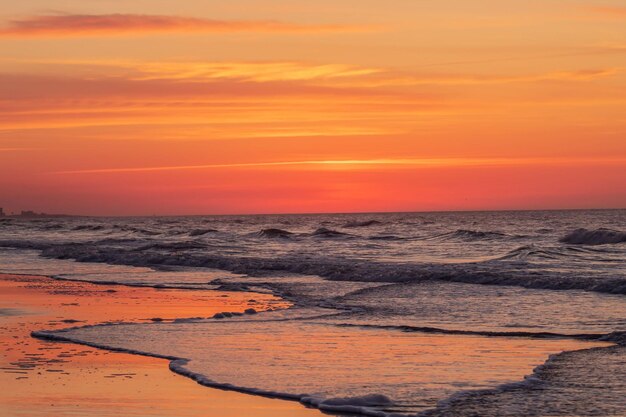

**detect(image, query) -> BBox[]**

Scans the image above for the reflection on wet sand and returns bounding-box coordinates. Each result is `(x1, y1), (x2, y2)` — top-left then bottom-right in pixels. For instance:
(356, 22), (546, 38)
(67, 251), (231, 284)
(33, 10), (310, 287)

(0, 274), (317, 417)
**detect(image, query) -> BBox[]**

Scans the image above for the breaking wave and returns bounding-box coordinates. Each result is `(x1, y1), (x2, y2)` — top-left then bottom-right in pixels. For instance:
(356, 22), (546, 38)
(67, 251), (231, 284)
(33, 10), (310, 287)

(31, 328), (401, 417)
(368, 235), (405, 241)
(329, 322), (609, 341)
(189, 228), (219, 237)
(134, 241), (208, 251)
(343, 220), (383, 228)
(33, 243), (626, 294)
(1, 210), (624, 296)
(112, 225), (161, 236)
(256, 228), (294, 239)
(72, 224), (106, 231)
(429, 229), (511, 242)
(31, 311), (625, 417)
(419, 342), (626, 417)
(310, 228), (351, 238)
(560, 228), (626, 246)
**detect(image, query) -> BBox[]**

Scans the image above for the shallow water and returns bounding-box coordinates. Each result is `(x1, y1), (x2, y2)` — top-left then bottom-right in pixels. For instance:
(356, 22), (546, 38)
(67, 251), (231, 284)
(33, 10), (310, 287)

(46, 318), (608, 415)
(323, 281), (626, 335)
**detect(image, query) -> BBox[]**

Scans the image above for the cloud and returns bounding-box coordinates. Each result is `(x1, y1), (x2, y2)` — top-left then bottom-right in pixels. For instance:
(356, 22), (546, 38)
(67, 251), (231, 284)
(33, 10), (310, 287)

(27, 60), (381, 82)
(0, 13), (365, 38)
(0, 58), (622, 134)
(0, 147), (39, 152)
(350, 68), (621, 87)
(0, 59), (620, 132)
(52, 157), (626, 174)
(0, 72), (376, 101)
(589, 6), (626, 17)
(97, 62), (619, 85)
(4, 58), (617, 87)
(129, 62), (382, 82)
(0, 71), (406, 132)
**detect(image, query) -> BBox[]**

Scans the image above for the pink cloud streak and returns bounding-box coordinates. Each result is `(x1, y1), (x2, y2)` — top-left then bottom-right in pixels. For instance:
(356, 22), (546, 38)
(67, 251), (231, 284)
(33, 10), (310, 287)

(0, 14), (365, 37)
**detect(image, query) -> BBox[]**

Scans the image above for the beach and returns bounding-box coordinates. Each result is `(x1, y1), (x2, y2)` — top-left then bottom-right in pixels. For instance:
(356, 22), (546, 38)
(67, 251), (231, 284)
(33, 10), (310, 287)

(0, 273), (318, 417)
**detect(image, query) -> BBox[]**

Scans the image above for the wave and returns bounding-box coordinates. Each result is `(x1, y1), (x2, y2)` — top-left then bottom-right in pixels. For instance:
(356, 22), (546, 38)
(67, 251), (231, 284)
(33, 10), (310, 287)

(0, 239), (48, 250)
(419, 342), (626, 417)
(94, 237), (148, 245)
(35, 243), (626, 294)
(72, 225), (106, 231)
(343, 220), (383, 228)
(429, 229), (511, 242)
(48, 274), (210, 290)
(188, 228), (219, 237)
(496, 245), (571, 261)
(256, 228), (294, 239)
(601, 331), (626, 345)
(310, 228), (351, 238)
(307, 394), (395, 416)
(495, 244), (621, 263)
(134, 241), (208, 251)
(31, 328), (399, 417)
(32, 317), (626, 417)
(560, 228), (626, 245)
(40, 223), (65, 230)
(330, 322), (607, 341)
(368, 235), (405, 241)
(113, 225), (161, 236)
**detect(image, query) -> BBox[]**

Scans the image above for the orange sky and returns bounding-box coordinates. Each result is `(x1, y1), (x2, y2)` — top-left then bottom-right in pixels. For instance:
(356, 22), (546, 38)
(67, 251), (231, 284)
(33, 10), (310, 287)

(0, 1), (625, 215)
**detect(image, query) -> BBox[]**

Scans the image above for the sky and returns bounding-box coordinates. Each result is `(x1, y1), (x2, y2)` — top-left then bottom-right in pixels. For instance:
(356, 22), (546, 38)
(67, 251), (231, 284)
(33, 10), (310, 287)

(0, 1), (625, 215)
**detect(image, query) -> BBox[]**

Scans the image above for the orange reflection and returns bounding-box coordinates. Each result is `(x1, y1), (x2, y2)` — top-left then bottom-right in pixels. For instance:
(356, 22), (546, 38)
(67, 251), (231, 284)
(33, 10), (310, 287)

(0, 274), (309, 417)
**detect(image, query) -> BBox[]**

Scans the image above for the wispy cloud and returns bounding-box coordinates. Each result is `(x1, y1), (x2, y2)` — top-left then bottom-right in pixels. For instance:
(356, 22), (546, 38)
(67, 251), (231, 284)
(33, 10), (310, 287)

(337, 68), (621, 87)
(588, 6), (626, 18)
(4, 58), (618, 86)
(53, 157), (626, 174)
(0, 147), (39, 152)
(128, 62), (382, 82)
(67, 61), (622, 85)
(0, 59), (621, 132)
(32, 60), (381, 82)
(0, 14), (366, 38)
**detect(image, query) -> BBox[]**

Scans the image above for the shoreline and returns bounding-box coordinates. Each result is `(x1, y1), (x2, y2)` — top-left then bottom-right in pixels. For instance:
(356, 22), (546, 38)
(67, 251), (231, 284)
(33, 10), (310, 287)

(0, 273), (321, 417)
(2, 270), (621, 417)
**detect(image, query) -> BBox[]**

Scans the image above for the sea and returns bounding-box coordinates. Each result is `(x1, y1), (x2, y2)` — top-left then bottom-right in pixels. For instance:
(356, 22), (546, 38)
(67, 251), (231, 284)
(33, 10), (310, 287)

(1, 209), (625, 416)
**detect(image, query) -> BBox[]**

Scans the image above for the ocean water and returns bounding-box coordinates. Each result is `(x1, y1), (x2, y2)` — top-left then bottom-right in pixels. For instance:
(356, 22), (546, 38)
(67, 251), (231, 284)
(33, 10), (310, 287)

(1, 210), (625, 416)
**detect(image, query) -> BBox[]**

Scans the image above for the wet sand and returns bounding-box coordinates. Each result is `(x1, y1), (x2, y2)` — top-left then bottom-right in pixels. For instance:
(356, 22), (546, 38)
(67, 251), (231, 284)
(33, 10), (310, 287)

(0, 273), (320, 417)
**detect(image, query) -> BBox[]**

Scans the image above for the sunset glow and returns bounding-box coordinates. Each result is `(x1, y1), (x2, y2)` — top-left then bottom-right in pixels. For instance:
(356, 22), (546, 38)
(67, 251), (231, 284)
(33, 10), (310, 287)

(1, 1), (625, 215)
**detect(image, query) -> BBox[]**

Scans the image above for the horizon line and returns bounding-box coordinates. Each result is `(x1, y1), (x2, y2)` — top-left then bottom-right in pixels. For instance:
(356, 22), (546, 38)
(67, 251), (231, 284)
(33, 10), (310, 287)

(3, 206), (624, 218)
